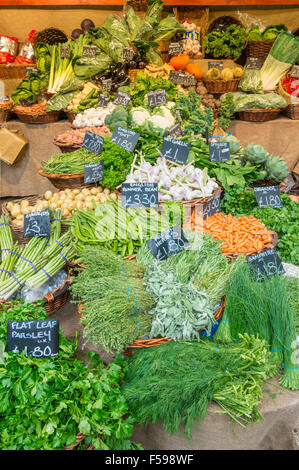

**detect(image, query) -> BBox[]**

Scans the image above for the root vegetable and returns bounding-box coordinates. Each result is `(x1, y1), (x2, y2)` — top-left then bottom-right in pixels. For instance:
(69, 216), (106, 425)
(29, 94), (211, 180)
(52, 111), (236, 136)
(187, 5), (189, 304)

(44, 191), (53, 200)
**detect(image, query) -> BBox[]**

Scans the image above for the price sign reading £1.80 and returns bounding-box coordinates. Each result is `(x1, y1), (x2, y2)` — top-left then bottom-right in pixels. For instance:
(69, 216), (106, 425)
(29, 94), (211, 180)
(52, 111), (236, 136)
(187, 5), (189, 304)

(23, 211), (50, 238)
(247, 248), (284, 282)
(254, 186), (282, 209)
(147, 226), (190, 261)
(6, 319), (59, 358)
(111, 126), (140, 152)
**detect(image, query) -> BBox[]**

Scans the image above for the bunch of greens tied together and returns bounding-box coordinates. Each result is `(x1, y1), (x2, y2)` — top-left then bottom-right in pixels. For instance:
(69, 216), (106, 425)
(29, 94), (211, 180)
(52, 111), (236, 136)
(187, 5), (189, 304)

(0, 301), (139, 450)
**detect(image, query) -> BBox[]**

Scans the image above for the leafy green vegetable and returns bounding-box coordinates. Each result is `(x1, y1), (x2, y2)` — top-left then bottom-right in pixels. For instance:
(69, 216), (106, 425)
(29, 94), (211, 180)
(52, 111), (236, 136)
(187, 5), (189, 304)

(0, 301), (139, 450)
(204, 24), (247, 61)
(105, 105), (128, 130)
(240, 69), (263, 94)
(218, 93), (235, 130)
(248, 26), (263, 41)
(173, 90), (213, 137)
(46, 90), (77, 112)
(122, 334), (277, 438)
(11, 72), (49, 105)
(262, 24), (288, 41)
(228, 91), (287, 111)
(222, 188), (299, 265)
(130, 72), (177, 107)
(74, 52), (112, 80)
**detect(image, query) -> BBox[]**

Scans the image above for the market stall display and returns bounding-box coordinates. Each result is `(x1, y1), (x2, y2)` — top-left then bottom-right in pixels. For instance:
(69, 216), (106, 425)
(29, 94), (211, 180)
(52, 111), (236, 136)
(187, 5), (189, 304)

(0, 0), (299, 452)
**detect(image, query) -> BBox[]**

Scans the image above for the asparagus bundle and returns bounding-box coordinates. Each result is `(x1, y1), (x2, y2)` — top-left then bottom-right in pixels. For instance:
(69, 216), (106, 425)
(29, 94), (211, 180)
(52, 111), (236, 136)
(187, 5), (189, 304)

(14, 237), (48, 274)
(0, 243), (22, 283)
(0, 215), (13, 262)
(42, 231), (73, 262)
(0, 257), (45, 300)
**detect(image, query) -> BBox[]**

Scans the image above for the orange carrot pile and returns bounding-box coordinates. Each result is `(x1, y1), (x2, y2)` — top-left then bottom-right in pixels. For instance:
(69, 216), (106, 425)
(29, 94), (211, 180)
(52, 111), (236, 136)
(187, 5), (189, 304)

(203, 212), (273, 255)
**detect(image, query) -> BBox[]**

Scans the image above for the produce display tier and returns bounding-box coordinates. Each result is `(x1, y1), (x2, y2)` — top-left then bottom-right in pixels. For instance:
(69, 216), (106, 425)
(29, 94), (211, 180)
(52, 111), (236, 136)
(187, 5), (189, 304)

(1, 118), (298, 198)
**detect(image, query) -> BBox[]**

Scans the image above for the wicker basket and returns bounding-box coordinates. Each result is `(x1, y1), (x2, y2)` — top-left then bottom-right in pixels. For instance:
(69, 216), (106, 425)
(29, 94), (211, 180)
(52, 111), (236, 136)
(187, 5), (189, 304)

(65, 110), (76, 123)
(0, 267), (71, 316)
(0, 64), (26, 80)
(203, 78), (240, 94)
(247, 40), (274, 58)
(224, 230), (278, 261)
(237, 108), (281, 122)
(1, 195), (69, 244)
(38, 168), (94, 190)
(53, 141), (81, 153)
(278, 78), (299, 120)
(14, 110), (60, 125)
(173, 6), (209, 60)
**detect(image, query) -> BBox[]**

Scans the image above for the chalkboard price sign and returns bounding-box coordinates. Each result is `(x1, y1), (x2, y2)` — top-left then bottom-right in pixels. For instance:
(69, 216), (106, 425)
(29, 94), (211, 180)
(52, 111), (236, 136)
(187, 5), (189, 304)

(209, 142), (230, 162)
(148, 226), (190, 261)
(122, 182), (158, 208)
(84, 161), (104, 184)
(97, 94), (109, 108)
(161, 137), (190, 165)
(247, 248), (284, 282)
(7, 319), (59, 358)
(25, 66), (38, 77)
(169, 123), (183, 138)
(111, 126), (140, 152)
(208, 61), (223, 71)
(147, 89), (167, 108)
(82, 45), (97, 59)
(254, 186), (283, 209)
(114, 91), (131, 108)
(123, 46), (134, 60)
(290, 65), (299, 78)
(60, 45), (70, 59)
(82, 131), (104, 155)
(23, 210), (50, 238)
(245, 57), (263, 70)
(202, 191), (221, 220)
(101, 78), (112, 92)
(169, 41), (183, 56)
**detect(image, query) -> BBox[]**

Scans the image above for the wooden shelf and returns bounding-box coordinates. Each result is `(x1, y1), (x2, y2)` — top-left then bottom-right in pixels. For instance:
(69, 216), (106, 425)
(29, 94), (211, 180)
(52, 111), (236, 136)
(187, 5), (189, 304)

(0, 0), (299, 6)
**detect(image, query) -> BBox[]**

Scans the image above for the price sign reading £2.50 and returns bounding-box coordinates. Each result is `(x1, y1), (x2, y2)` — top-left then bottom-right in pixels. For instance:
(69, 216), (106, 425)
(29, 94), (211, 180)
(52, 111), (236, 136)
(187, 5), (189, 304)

(23, 210), (50, 238)
(147, 226), (190, 261)
(6, 319), (59, 358)
(247, 248), (285, 282)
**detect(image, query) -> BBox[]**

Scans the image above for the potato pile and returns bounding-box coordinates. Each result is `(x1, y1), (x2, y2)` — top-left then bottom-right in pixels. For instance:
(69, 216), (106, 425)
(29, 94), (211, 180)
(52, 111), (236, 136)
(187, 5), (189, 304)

(196, 81), (220, 109)
(6, 186), (118, 226)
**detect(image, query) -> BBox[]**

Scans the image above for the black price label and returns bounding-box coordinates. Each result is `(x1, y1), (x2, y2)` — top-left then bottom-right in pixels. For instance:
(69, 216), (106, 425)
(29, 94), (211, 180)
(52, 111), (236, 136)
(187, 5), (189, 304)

(147, 89), (167, 108)
(254, 186), (282, 209)
(169, 42), (183, 56)
(101, 78), (112, 92)
(184, 73), (197, 87)
(82, 131), (104, 155)
(161, 137), (190, 165)
(84, 161), (104, 184)
(114, 91), (131, 108)
(25, 66), (38, 77)
(245, 57), (263, 70)
(123, 46), (134, 60)
(60, 45), (71, 58)
(169, 71), (195, 86)
(111, 126), (140, 152)
(148, 226), (190, 261)
(169, 123), (182, 138)
(23, 211), (50, 238)
(209, 142), (230, 162)
(208, 61), (223, 71)
(6, 319), (59, 358)
(97, 94), (109, 108)
(203, 191), (221, 219)
(82, 45), (97, 58)
(122, 183), (158, 208)
(247, 248), (284, 282)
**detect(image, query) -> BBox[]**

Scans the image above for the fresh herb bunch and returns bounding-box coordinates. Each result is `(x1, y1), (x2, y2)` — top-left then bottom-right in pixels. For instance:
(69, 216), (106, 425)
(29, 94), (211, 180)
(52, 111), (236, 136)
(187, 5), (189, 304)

(100, 138), (133, 189)
(215, 264), (299, 390)
(0, 301), (139, 450)
(218, 93), (235, 130)
(122, 334), (277, 439)
(204, 24), (247, 61)
(285, 276), (299, 334)
(41, 148), (101, 174)
(173, 90), (214, 137)
(222, 188), (299, 265)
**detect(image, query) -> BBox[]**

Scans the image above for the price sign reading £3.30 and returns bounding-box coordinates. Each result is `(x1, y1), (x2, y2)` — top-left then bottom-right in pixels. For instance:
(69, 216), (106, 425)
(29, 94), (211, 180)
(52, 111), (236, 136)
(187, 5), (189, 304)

(122, 182), (158, 208)
(6, 319), (59, 358)
(23, 211), (50, 239)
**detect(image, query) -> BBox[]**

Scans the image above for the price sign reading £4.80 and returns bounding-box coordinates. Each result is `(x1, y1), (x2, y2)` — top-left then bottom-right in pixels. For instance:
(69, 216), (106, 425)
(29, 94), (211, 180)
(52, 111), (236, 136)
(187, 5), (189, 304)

(247, 248), (285, 282)
(254, 185), (282, 209)
(147, 226), (190, 261)
(23, 211), (50, 238)
(122, 183), (158, 208)
(6, 319), (59, 358)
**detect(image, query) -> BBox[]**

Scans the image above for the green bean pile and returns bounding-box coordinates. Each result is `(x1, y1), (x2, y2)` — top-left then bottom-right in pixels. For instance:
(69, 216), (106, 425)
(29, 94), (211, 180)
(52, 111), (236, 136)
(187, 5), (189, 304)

(41, 148), (101, 174)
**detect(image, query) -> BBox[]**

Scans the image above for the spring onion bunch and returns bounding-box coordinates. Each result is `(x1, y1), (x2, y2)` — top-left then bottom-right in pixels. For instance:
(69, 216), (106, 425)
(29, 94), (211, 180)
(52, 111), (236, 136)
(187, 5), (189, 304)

(0, 215), (13, 262)
(261, 32), (299, 90)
